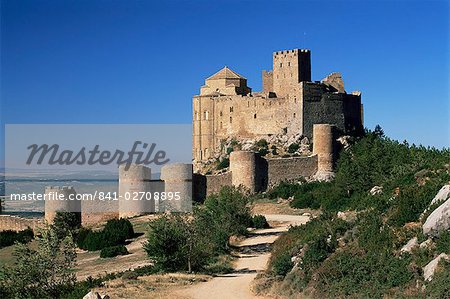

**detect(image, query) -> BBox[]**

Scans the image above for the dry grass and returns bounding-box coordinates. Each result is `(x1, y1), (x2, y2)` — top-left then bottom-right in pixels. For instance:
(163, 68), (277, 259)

(92, 273), (210, 299)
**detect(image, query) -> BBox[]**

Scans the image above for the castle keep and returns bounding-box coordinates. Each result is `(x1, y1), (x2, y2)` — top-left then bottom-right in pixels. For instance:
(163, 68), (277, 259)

(193, 49), (363, 163)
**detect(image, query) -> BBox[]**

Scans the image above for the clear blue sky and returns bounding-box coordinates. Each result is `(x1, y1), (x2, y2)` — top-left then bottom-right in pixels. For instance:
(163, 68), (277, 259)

(1, 0), (449, 166)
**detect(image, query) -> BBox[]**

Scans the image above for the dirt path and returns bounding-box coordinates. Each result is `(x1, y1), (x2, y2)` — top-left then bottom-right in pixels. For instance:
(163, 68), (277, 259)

(173, 214), (309, 299)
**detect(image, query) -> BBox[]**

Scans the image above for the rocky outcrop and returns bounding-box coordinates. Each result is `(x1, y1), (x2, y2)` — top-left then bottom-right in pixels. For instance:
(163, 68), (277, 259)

(430, 185), (450, 206)
(400, 237), (418, 253)
(423, 197), (450, 237)
(423, 253), (449, 281)
(83, 291), (109, 299)
(337, 211), (357, 223)
(312, 171), (335, 182)
(369, 186), (383, 196)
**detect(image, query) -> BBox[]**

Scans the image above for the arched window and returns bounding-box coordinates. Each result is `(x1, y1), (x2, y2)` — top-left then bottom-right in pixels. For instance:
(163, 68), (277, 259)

(230, 116), (232, 123)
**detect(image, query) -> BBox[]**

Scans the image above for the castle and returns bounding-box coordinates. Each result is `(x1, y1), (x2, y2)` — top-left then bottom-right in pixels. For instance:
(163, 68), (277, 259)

(193, 49), (363, 164)
(0, 48), (366, 230)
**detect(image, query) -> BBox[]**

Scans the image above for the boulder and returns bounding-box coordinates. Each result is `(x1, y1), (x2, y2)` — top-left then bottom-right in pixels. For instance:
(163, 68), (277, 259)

(369, 186), (383, 196)
(337, 211), (357, 223)
(400, 237), (418, 253)
(419, 238), (433, 249)
(83, 292), (101, 299)
(429, 185), (450, 206)
(423, 197), (450, 237)
(313, 171), (335, 182)
(423, 253), (449, 281)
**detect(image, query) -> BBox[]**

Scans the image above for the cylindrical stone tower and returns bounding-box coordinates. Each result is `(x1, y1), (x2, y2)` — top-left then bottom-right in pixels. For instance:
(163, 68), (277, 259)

(44, 186), (80, 224)
(229, 151), (257, 193)
(160, 163), (193, 212)
(118, 164), (154, 218)
(313, 124), (336, 173)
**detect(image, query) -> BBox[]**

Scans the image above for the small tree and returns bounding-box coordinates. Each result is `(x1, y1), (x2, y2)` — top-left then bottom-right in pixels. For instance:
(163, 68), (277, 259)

(0, 226), (77, 298)
(51, 211), (81, 240)
(144, 214), (213, 272)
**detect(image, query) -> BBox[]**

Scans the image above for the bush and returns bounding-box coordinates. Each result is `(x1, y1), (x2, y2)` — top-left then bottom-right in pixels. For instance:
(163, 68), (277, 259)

(100, 245), (129, 258)
(436, 230), (450, 254)
(287, 143), (300, 153)
(0, 228), (34, 248)
(77, 230), (113, 251)
(104, 218), (134, 243)
(387, 182), (441, 227)
(426, 259), (450, 298)
(144, 214), (213, 272)
(51, 211), (81, 240)
(272, 253), (293, 276)
(256, 139), (268, 148)
(314, 248), (412, 298)
(251, 215), (269, 229)
(144, 187), (253, 272)
(77, 218), (134, 251)
(217, 158), (230, 170)
(258, 148), (269, 156)
(0, 226), (76, 298)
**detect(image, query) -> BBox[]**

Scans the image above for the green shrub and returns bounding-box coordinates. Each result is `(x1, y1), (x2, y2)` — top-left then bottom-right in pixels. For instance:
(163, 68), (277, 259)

(314, 248), (412, 298)
(287, 143), (299, 153)
(77, 230), (113, 251)
(0, 228), (34, 248)
(387, 182), (441, 227)
(51, 211), (81, 240)
(436, 230), (450, 254)
(254, 139), (269, 156)
(217, 158), (230, 170)
(144, 214), (213, 272)
(100, 245), (129, 258)
(256, 139), (268, 148)
(258, 148), (269, 156)
(272, 253), (293, 276)
(426, 259), (450, 298)
(251, 215), (269, 229)
(77, 218), (133, 251)
(104, 218), (134, 242)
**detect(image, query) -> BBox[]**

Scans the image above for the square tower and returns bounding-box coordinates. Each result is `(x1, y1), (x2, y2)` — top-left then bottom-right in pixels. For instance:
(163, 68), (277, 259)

(272, 49), (311, 97)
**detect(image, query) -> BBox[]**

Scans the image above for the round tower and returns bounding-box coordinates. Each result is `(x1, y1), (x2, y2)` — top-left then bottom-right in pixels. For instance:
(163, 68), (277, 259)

(229, 151), (257, 193)
(313, 124), (336, 173)
(118, 164), (153, 218)
(44, 186), (79, 224)
(160, 163), (193, 212)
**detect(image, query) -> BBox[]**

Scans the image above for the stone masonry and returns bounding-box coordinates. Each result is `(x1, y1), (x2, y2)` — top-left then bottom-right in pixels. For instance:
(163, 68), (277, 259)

(192, 49), (363, 165)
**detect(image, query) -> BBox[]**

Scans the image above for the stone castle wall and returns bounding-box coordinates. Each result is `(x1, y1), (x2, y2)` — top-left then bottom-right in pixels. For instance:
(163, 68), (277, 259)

(192, 151), (321, 201)
(193, 49), (363, 164)
(193, 93), (303, 161)
(205, 172), (232, 196)
(266, 155), (318, 187)
(0, 215), (43, 232)
(302, 82), (362, 138)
